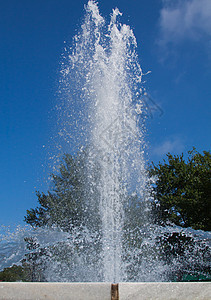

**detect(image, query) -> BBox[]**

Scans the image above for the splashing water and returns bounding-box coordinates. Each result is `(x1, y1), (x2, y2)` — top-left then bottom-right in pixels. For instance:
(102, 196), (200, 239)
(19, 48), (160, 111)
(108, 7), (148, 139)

(58, 0), (149, 282)
(1, 1), (210, 283)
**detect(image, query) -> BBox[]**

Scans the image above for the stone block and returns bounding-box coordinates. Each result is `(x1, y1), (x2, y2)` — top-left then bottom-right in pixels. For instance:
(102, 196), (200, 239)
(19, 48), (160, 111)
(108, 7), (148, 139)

(0, 282), (111, 300)
(119, 282), (211, 300)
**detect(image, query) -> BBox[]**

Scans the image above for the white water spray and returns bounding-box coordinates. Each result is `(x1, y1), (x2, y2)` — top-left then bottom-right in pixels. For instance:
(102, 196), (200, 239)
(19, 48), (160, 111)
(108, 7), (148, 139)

(59, 1), (148, 282)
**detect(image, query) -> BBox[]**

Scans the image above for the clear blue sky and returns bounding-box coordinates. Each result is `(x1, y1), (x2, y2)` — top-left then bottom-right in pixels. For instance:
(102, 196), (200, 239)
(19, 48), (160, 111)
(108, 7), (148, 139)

(1, 0), (210, 227)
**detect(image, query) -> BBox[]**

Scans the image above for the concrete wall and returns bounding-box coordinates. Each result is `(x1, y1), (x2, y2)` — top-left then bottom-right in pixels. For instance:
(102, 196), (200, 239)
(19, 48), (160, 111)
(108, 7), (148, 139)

(119, 282), (211, 300)
(0, 283), (111, 300)
(0, 282), (210, 300)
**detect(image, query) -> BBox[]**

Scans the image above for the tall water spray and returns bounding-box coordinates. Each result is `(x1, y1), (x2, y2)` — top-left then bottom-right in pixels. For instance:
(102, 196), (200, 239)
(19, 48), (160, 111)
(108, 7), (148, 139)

(58, 1), (149, 282)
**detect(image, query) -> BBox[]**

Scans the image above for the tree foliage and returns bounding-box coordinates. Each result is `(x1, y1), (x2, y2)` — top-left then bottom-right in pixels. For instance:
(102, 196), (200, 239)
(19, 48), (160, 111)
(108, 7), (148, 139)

(26, 148), (211, 232)
(25, 153), (88, 231)
(0, 264), (29, 282)
(149, 149), (211, 231)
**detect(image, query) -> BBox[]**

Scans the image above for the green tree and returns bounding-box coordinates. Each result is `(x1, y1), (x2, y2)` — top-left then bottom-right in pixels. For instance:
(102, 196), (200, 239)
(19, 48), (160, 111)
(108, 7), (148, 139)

(0, 264), (30, 282)
(149, 148), (211, 231)
(25, 152), (89, 231)
(21, 237), (50, 282)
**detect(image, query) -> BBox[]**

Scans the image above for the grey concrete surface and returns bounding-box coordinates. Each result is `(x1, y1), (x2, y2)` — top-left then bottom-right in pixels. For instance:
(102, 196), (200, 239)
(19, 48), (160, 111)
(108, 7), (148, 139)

(0, 282), (210, 300)
(0, 282), (111, 300)
(119, 282), (211, 300)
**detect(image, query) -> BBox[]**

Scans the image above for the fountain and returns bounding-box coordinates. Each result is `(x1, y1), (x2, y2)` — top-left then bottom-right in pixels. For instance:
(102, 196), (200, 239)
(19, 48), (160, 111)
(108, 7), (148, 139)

(49, 0), (210, 283)
(0, 0), (210, 287)
(55, 0), (152, 282)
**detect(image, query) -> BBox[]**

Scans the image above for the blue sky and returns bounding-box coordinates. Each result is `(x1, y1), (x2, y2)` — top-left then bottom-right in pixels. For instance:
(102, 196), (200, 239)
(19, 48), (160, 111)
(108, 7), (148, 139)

(1, 0), (210, 227)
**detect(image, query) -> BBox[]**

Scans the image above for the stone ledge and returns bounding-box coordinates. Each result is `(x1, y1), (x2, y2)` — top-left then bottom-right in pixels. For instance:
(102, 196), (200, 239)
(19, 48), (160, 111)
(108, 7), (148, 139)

(119, 282), (211, 300)
(0, 282), (210, 300)
(0, 282), (111, 300)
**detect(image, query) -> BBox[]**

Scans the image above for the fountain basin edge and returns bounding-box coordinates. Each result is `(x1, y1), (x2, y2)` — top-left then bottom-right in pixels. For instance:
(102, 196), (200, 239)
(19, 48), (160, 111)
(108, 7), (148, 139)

(0, 282), (210, 300)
